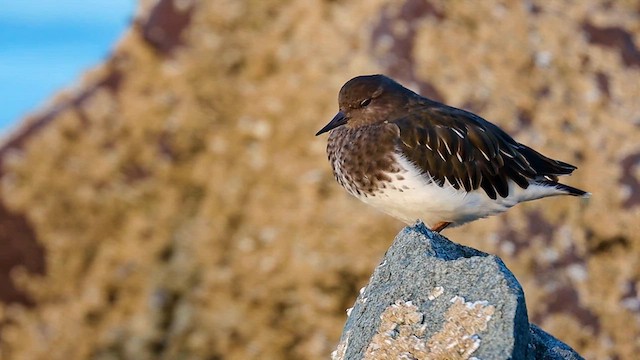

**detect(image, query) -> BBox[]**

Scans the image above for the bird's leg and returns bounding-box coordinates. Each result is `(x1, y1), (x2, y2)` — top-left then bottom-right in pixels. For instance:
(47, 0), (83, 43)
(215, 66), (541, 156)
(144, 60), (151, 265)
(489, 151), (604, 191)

(431, 222), (451, 233)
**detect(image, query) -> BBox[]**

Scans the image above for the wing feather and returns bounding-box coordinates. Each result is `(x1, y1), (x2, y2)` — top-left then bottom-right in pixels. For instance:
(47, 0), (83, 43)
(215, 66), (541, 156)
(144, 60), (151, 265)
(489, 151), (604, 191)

(393, 103), (577, 199)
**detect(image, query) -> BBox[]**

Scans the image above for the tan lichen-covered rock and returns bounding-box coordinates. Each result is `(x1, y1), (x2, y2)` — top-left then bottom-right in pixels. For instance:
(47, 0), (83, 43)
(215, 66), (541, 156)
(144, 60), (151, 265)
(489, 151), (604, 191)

(425, 297), (496, 358)
(0, 0), (638, 359)
(359, 298), (495, 360)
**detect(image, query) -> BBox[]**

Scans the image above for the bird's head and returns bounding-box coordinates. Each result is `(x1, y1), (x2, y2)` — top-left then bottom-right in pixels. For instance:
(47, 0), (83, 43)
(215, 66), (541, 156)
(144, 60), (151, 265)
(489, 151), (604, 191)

(316, 75), (418, 136)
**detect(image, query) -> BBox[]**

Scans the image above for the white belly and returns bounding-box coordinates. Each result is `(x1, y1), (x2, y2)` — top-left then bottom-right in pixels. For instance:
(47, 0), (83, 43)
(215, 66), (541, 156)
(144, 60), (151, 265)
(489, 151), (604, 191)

(352, 154), (563, 227)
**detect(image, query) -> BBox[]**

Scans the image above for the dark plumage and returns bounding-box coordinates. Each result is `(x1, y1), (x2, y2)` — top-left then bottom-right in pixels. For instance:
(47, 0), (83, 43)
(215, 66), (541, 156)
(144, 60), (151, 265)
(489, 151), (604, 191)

(316, 75), (588, 231)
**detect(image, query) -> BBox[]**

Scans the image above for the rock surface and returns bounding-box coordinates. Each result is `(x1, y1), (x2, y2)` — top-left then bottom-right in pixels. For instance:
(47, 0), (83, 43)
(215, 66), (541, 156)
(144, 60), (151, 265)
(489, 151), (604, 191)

(335, 223), (584, 360)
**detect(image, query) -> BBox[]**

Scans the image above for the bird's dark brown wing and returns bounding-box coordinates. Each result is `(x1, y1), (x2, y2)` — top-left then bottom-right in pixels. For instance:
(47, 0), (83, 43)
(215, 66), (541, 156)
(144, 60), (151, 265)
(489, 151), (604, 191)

(392, 103), (577, 199)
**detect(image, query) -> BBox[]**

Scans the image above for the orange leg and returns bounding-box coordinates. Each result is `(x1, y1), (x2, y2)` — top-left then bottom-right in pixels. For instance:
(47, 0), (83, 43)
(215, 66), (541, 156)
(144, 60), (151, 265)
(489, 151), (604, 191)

(431, 221), (451, 233)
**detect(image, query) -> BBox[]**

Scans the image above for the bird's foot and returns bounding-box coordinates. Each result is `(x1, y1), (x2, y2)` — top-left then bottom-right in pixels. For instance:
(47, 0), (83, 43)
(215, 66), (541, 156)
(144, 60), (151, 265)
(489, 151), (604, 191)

(431, 222), (451, 233)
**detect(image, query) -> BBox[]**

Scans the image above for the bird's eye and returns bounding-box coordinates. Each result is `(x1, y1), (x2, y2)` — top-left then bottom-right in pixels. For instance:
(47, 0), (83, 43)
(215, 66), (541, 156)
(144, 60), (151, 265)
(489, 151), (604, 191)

(360, 98), (372, 107)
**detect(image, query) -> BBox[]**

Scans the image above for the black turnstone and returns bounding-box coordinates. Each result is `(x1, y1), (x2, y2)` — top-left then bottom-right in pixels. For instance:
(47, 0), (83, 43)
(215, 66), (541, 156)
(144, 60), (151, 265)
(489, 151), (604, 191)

(316, 75), (589, 232)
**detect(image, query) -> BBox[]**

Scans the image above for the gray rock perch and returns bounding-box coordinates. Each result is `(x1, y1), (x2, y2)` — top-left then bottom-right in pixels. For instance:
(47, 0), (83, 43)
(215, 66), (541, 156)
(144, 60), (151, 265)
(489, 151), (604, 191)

(333, 222), (584, 360)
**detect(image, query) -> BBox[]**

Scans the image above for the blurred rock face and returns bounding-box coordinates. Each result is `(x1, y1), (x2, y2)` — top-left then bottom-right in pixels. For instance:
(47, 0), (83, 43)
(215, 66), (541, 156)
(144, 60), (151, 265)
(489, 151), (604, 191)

(0, 0), (638, 359)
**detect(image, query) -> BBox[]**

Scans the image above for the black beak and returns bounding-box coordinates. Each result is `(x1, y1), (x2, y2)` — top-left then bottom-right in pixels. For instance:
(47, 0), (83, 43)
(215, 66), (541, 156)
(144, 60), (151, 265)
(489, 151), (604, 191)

(316, 111), (347, 136)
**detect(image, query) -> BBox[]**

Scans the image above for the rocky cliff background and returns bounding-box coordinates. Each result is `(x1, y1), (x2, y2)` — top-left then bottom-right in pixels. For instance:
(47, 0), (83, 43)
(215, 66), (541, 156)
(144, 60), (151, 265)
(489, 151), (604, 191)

(0, 0), (638, 359)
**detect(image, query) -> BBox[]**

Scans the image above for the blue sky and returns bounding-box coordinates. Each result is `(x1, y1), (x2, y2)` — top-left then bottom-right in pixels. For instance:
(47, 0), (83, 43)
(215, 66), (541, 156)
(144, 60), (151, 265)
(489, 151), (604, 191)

(0, 1), (134, 133)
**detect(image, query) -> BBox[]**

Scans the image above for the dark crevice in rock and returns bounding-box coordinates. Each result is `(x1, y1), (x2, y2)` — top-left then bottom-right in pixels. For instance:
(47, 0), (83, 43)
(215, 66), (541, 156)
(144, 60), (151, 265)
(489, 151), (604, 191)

(595, 72), (611, 99)
(587, 233), (629, 254)
(0, 202), (45, 305)
(538, 285), (601, 334)
(619, 152), (640, 208)
(620, 279), (639, 311)
(139, 0), (195, 55)
(583, 22), (640, 67)
(150, 288), (181, 355)
(517, 108), (534, 128)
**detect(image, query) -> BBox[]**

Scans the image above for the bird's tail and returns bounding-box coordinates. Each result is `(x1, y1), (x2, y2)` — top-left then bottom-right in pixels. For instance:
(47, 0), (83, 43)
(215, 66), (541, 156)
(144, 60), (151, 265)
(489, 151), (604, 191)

(539, 180), (590, 198)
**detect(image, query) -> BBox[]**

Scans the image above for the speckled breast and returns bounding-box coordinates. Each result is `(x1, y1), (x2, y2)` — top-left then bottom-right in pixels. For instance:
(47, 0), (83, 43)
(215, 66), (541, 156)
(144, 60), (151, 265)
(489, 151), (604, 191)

(326, 124), (404, 198)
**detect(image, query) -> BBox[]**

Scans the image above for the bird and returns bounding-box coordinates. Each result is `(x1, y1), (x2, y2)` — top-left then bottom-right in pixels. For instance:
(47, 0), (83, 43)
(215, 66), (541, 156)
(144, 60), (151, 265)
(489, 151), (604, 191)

(316, 74), (589, 232)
